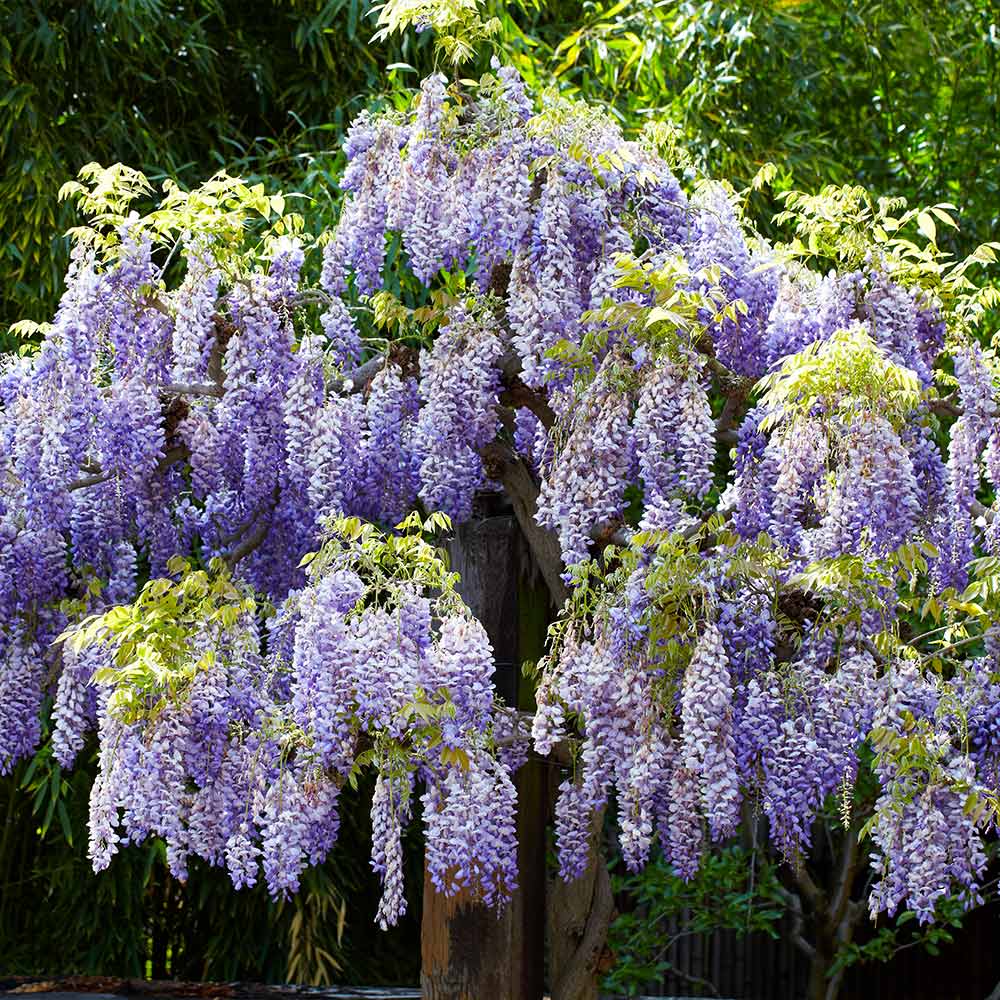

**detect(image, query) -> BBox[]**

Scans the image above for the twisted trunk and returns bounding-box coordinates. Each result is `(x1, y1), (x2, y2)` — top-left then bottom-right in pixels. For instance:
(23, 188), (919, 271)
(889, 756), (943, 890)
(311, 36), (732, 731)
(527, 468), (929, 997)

(791, 819), (866, 1000)
(548, 808), (615, 1000)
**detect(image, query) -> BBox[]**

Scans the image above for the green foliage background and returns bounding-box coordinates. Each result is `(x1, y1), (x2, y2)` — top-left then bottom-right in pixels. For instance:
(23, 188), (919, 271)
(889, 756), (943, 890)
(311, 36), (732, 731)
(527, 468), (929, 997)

(4, 1), (998, 332)
(2, 734), (427, 984)
(1, 0), (998, 987)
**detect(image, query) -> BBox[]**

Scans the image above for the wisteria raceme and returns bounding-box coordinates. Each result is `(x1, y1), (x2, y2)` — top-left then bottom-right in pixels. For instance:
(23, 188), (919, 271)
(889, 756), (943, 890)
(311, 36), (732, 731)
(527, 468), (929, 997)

(543, 620), (675, 879)
(764, 268), (862, 368)
(172, 242), (221, 382)
(329, 116), (403, 296)
(118, 708), (192, 878)
(664, 762), (704, 881)
(108, 229), (172, 382)
(768, 418), (829, 552)
(537, 374), (634, 566)
(187, 751), (243, 868)
(426, 616), (495, 728)
(291, 569), (364, 773)
(226, 819), (262, 891)
(810, 414), (921, 559)
(930, 347), (993, 589)
(619, 721), (673, 871)
(687, 182), (778, 379)
(282, 332), (326, 503)
(492, 57), (534, 121)
(947, 345), (996, 537)
(371, 772), (411, 929)
(763, 271), (825, 363)
(531, 681), (567, 758)
(957, 659), (1000, 791)
(633, 153), (689, 247)
(261, 769), (310, 897)
(99, 377), (165, 489)
(268, 237), (306, 302)
(390, 75), (468, 284)
(319, 294), (363, 369)
(308, 394), (365, 521)
(737, 654), (874, 861)
(354, 608), (423, 733)
(726, 405), (780, 539)
(360, 365), (420, 525)
(300, 773), (342, 868)
(633, 357), (715, 531)
(905, 418), (949, 515)
(52, 642), (103, 769)
(554, 777), (596, 882)
(863, 272), (936, 387)
(861, 661), (990, 921)
(868, 747), (987, 923)
(88, 694), (126, 872)
(512, 406), (550, 473)
(415, 302), (502, 522)
(680, 622), (741, 840)
(508, 171), (586, 387)
(423, 751), (518, 906)
(469, 142), (535, 286)
(0, 629), (46, 775)
(982, 427), (1000, 555)
(717, 596), (775, 681)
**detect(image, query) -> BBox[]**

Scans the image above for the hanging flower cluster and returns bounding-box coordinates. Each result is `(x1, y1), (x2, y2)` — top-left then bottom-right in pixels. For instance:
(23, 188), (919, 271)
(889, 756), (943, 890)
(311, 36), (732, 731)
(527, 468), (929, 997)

(70, 517), (517, 923)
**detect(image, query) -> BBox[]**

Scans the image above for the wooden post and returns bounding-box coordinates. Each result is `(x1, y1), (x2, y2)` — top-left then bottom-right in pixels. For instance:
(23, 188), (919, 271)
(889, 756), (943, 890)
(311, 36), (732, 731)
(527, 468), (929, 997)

(420, 512), (547, 1000)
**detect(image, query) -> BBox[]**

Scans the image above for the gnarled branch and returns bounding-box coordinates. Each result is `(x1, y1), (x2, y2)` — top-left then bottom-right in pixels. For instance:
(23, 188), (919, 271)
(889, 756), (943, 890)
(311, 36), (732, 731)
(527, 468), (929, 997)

(67, 445), (189, 492)
(774, 884), (816, 959)
(480, 440), (567, 607)
(159, 382), (223, 398)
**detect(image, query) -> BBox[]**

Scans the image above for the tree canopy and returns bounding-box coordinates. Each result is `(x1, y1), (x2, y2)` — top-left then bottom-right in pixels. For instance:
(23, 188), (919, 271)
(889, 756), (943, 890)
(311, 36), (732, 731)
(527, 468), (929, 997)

(3, 3), (1000, 998)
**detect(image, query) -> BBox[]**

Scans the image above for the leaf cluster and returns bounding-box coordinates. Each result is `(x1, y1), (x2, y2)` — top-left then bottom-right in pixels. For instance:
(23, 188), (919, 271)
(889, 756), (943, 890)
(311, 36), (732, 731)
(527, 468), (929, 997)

(63, 556), (258, 724)
(757, 326), (923, 430)
(604, 845), (786, 997)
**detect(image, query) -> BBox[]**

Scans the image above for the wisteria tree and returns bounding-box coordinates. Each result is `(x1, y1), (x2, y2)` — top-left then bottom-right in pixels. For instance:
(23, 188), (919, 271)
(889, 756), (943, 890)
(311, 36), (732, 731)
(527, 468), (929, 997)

(3, 5), (1000, 999)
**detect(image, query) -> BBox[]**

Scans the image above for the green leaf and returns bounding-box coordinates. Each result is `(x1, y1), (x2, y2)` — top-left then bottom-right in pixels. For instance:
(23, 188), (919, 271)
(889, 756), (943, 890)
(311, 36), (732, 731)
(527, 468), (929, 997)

(916, 211), (937, 244)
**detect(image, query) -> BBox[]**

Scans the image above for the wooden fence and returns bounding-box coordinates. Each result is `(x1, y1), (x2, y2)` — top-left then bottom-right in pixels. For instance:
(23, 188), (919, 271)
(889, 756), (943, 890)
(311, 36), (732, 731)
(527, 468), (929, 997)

(643, 898), (1000, 1000)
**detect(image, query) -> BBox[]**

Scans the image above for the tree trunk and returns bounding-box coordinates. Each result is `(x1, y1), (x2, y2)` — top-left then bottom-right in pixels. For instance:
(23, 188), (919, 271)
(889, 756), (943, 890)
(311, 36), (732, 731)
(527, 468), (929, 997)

(548, 808), (615, 1000)
(806, 931), (838, 1000)
(792, 815), (866, 1000)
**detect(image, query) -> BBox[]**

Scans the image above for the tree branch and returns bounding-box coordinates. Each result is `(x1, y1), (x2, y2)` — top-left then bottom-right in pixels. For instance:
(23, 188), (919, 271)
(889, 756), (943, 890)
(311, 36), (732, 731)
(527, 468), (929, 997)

(159, 382), (223, 398)
(830, 820), (864, 930)
(223, 515), (273, 570)
(222, 488), (282, 569)
(480, 441), (567, 607)
(774, 884), (816, 959)
(694, 334), (756, 398)
(929, 393), (962, 419)
(497, 351), (557, 429)
(791, 860), (826, 912)
(67, 445), (189, 492)
(667, 967), (721, 998)
(339, 354), (386, 393)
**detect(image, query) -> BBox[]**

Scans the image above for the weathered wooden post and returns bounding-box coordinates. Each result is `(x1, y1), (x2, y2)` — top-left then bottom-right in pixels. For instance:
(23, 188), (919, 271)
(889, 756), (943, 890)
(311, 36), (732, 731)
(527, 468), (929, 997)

(420, 509), (549, 1000)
